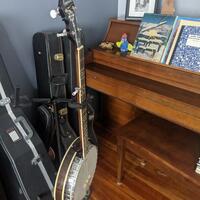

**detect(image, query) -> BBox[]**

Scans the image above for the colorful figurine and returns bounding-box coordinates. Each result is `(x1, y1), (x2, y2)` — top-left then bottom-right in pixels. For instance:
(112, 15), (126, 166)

(116, 33), (133, 52)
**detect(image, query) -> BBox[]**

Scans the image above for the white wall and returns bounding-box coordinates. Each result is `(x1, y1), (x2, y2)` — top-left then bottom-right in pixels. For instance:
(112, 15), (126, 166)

(118, 0), (200, 19)
(118, 0), (127, 19)
(174, 0), (200, 17)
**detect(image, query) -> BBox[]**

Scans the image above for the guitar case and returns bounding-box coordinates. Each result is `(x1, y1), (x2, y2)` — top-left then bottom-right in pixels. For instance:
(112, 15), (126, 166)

(33, 32), (68, 99)
(0, 179), (7, 200)
(33, 32), (98, 147)
(33, 32), (78, 157)
(0, 55), (56, 200)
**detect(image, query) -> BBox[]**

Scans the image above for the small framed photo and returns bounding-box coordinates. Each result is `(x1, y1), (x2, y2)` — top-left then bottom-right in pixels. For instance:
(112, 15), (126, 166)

(126, 0), (157, 20)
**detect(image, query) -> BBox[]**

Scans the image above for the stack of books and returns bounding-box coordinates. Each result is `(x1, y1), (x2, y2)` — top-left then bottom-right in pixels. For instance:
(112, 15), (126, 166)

(131, 13), (200, 73)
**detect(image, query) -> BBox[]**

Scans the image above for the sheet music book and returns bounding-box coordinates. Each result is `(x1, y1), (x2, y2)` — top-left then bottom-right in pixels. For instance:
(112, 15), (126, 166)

(131, 13), (177, 62)
(166, 19), (200, 73)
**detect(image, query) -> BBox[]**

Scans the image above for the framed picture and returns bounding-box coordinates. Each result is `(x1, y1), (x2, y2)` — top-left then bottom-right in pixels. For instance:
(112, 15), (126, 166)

(126, 0), (157, 20)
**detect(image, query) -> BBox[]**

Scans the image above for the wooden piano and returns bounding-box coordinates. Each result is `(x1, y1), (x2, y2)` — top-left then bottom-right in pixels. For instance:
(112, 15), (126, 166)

(87, 19), (200, 200)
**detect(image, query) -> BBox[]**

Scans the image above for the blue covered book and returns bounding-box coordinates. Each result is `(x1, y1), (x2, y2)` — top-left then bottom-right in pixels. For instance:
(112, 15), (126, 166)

(131, 13), (177, 62)
(166, 19), (200, 73)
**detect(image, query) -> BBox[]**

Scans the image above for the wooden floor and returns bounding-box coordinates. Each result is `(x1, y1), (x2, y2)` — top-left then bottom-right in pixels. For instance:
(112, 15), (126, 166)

(90, 126), (169, 200)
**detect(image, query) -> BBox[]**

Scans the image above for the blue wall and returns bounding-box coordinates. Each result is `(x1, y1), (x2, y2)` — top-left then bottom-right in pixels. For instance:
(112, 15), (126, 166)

(0, 0), (117, 95)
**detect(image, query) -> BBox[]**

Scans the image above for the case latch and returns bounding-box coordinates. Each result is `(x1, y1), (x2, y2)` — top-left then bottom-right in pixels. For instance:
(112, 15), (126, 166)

(0, 97), (11, 106)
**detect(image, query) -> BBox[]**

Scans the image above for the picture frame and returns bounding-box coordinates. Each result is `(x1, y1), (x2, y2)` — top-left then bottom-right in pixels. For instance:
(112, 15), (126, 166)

(126, 0), (157, 20)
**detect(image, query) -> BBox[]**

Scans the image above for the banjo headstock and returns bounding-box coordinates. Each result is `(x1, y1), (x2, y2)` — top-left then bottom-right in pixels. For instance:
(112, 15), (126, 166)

(50, 0), (81, 47)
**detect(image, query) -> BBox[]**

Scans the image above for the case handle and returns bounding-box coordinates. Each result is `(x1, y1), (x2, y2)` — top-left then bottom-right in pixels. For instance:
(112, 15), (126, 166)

(15, 116), (33, 140)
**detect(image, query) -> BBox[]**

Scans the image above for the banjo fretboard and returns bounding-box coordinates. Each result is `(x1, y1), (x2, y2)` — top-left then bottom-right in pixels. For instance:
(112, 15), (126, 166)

(76, 46), (89, 158)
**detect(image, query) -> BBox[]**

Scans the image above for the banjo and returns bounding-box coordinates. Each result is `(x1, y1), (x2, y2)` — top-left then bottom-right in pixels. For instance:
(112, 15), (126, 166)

(50, 0), (98, 199)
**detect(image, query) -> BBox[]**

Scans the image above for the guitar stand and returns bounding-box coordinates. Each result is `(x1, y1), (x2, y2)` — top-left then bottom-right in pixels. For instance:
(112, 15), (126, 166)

(33, 69), (98, 165)
(32, 96), (79, 163)
(37, 190), (53, 200)
(11, 87), (31, 108)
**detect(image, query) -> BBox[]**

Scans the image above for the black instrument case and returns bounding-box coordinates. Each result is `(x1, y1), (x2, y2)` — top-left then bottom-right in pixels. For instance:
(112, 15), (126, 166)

(0, 55), (56, 200)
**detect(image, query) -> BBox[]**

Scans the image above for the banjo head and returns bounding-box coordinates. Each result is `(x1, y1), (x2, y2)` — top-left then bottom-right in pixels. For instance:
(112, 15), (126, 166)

(62, 144), (98, 200)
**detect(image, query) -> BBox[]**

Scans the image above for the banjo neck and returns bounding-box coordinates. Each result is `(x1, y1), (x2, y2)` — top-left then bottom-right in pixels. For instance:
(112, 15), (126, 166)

(75, 45), (89, 159)
(52, 0), (90, 159)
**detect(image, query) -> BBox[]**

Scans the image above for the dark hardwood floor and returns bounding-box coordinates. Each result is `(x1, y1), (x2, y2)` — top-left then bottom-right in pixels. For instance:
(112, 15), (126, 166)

(90, 125), (169, 200)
